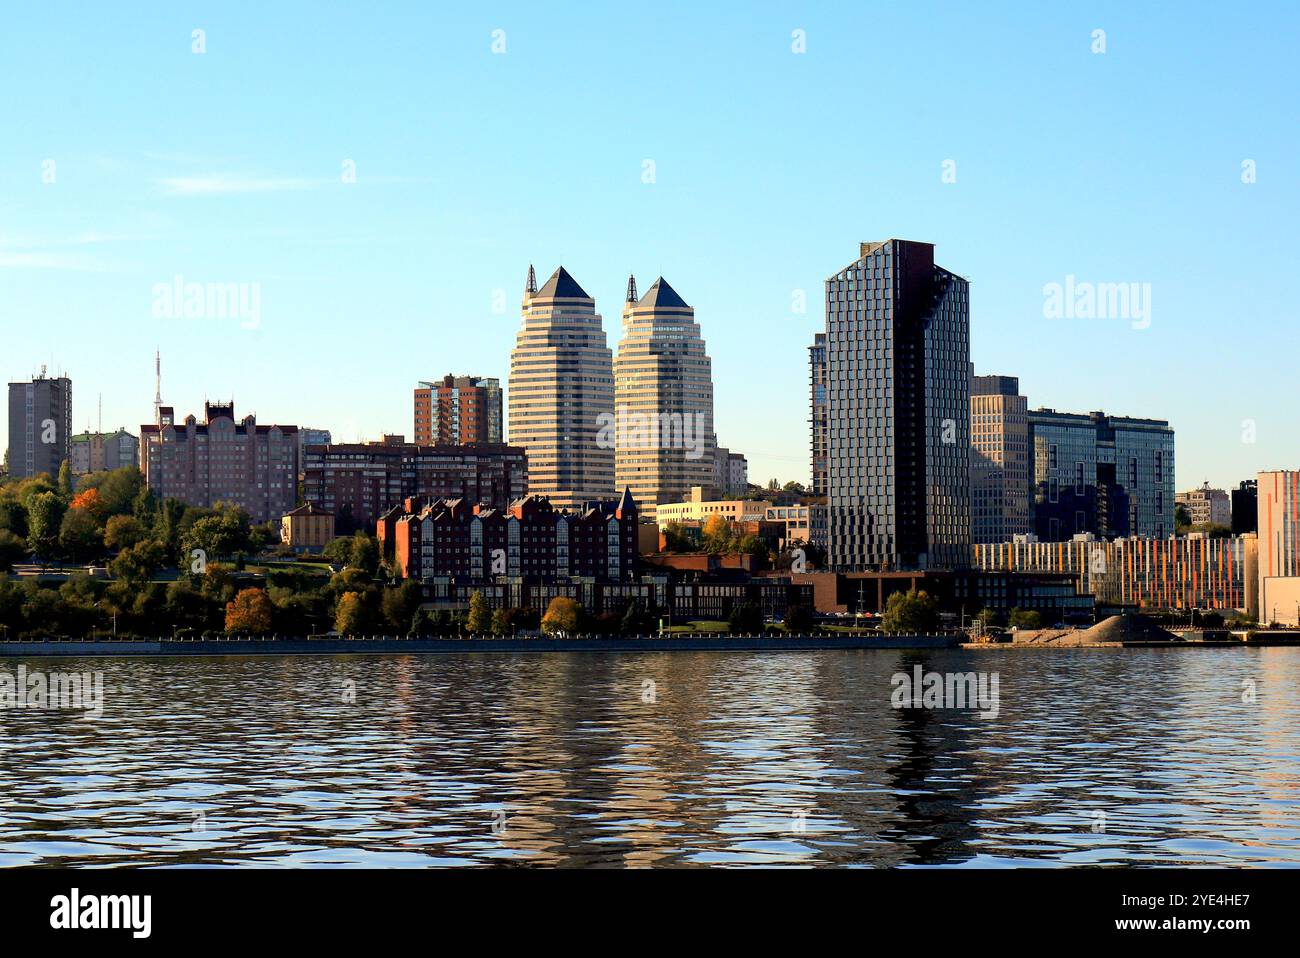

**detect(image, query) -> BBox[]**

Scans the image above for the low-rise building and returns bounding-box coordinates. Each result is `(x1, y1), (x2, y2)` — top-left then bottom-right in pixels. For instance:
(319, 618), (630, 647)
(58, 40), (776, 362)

(655, 486), (769, 525)
(69, 428), (138, 475)
(1176, 482), (1231, 528)
(281, 502), (335, 552)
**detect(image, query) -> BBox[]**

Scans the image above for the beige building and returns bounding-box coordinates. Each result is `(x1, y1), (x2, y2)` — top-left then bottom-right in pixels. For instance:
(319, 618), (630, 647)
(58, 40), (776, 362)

(69, 428), (138, 475)
(281, 502), (335, 551)
(971, 375), (1029, 543)
(656, 486), (769, 525)
(1176, 482), (1231, 527)
(509, 266), (614, 511)
(713, 446), (748, 496)
(614, 276), (716, 520)
(1258, 470), (1300, 625)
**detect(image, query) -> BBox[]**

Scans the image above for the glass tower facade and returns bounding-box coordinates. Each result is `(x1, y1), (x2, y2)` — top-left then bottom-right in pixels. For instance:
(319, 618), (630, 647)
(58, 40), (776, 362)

(823, 240), (971, 571)
(1028, 409), (1174, 540)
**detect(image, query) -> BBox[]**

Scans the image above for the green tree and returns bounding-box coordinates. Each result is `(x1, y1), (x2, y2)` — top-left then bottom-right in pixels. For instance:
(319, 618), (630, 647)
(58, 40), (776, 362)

(104, 514), (146, 551)
(58, 507), (104, 564)
(109, 538), (167, 584)
(1008, 607), (1043, 630)
(350, 534), (381, 576)
(881, 589), (941, 633)
(0, 530), (26, 572)
(381, 580), (422, 631)
(26, 491), (66, 566)
(466, 591), (492, 634)
(783, 603), (814, 632)
(727, 602), (764, 633)
(57, 460), (73, 497)
(541, 596), (581, 634)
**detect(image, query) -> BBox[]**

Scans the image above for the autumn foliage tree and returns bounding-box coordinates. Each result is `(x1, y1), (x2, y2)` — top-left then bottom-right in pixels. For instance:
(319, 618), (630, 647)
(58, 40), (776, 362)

(224, 587), (274, 633)
(541, 596), (582, 634)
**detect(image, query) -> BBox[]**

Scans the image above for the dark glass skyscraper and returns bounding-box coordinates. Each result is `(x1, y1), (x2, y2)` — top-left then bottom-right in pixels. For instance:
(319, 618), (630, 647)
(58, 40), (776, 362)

(821, 240), (971, 571)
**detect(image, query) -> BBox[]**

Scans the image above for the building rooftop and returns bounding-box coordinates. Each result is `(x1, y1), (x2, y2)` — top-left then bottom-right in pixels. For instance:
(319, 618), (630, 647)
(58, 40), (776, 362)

(534, 266), (591, 301)
(636, 276), (690, 310)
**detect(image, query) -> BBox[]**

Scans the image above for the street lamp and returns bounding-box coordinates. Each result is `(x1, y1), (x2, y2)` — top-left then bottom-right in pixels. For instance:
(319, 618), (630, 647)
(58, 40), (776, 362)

(92, 601), (117, 638)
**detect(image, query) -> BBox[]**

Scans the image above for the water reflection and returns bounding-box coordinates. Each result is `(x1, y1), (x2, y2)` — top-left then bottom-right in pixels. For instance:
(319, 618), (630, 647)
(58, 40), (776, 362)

(0, 648), (1297, 867)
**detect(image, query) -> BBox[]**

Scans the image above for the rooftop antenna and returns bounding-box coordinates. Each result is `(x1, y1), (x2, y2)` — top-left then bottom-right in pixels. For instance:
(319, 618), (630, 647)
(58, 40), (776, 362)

(98, 393), (102, 433)
(626, 274), (638, 302)
(154, 349), (163, 424)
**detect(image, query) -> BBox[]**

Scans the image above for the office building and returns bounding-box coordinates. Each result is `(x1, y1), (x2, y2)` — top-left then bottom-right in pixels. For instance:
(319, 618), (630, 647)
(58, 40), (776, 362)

(509, 265), (615, 510)
(7, 371), (72, 480)
(819, 239), (971, 571)
(140, 402), (299, 524)
(614, 276), (716, 519)
(656, 486), (770, 525)
(303, 438), (527, 532)
(970, 374), (1030, 543)
(414, 375), (502, 446)
(1028, 409), (1174, 541)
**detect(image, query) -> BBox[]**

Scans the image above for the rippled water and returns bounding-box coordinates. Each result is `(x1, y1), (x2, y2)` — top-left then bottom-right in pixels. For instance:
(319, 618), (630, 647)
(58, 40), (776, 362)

(1, 648), (1298, 867)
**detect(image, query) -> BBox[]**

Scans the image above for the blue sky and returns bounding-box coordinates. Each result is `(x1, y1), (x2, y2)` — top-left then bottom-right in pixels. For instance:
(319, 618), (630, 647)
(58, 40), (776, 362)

(2, 1), (1296, 490)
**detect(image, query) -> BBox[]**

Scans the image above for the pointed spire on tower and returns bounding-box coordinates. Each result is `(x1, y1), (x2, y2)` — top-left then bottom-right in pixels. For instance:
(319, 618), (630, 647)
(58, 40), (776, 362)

(526, 264), (537, 294)
(626, 274), (638, 303)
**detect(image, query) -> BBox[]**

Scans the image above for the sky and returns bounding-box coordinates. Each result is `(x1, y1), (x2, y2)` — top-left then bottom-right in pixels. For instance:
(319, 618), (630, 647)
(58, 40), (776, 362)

(2, 1), (1296, 490)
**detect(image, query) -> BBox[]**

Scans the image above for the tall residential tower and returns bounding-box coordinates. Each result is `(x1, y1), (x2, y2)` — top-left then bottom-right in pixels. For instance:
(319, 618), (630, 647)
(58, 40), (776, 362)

(971, 374), (1030, 543)
(819, 240), (971, 571)
(509, 266), (615, 511)
(613, 276), (715, 519)
(7, 370), (72, 479)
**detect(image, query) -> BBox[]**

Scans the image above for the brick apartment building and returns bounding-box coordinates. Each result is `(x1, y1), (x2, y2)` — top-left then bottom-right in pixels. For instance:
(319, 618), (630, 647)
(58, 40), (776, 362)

(303, 438), (527, 532)
(382, 490), (638, 582)
(413, 375), (503, 446)
(139, 402), (299, 524)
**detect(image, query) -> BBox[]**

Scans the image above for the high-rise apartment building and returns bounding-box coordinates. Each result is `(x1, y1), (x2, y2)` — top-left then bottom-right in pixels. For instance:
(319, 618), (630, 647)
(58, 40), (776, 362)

(970, 374), (1029, 543)
(1258, 470), (1300, 626)
(820, 239), (971, 571)
(1176, 482), (1231, 528)
(613, 276), (716, 519)
(809, 332), (828, 496)
(509, 265), (615, 511)
(414, 375), (502, 446)
(1027, 409), (1174, 541)
(69, 428), (139, 475)
(7, 371), (72, 479)
(140, 402), (299, 524)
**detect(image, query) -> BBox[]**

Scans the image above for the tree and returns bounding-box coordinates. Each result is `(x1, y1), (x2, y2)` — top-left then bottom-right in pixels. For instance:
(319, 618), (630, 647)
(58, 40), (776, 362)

(109, 538), (167, 585)
(702, 514), (734, 554)
(0, 530), (26, 572)
(783, 603), (814, 632)
(335, 591), (367, 633)
(466, 591), (492, 633)
(881, 589), (941, 633)
(104, 514), (146, 551)
(490, 608), (509, 635)
(70, 487), (103, 518)
(58, 507), (104, 564)
(381, 581), (422, 631)
(57, 460), (73, 496)
(1008, 607), (1043, 630)
(350, 534), (381, 576)
(620, 599), (654, 635)
(727, 602), (764, 633)
(660, 521), (694, 553)
(225, 588), (274, 633)
(541, 596), (581, 634)
(26, 491), (66, 566)
(1175, 504), (1192, 534)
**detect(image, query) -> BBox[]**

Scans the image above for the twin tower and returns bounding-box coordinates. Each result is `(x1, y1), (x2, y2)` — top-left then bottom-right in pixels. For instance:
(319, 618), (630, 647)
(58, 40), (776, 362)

(509, 265), (716, 518)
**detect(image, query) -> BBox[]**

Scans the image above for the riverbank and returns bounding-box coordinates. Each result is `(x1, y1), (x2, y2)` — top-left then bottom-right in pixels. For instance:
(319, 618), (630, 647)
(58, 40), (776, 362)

(0, 632), (962, 657)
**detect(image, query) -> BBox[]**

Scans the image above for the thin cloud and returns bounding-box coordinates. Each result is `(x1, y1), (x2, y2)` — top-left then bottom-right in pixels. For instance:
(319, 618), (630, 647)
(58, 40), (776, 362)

(0, 251), (108, 271)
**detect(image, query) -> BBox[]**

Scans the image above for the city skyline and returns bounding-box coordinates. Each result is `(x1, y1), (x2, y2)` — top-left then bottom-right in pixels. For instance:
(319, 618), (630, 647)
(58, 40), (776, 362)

(2, 3), (1297, 490)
